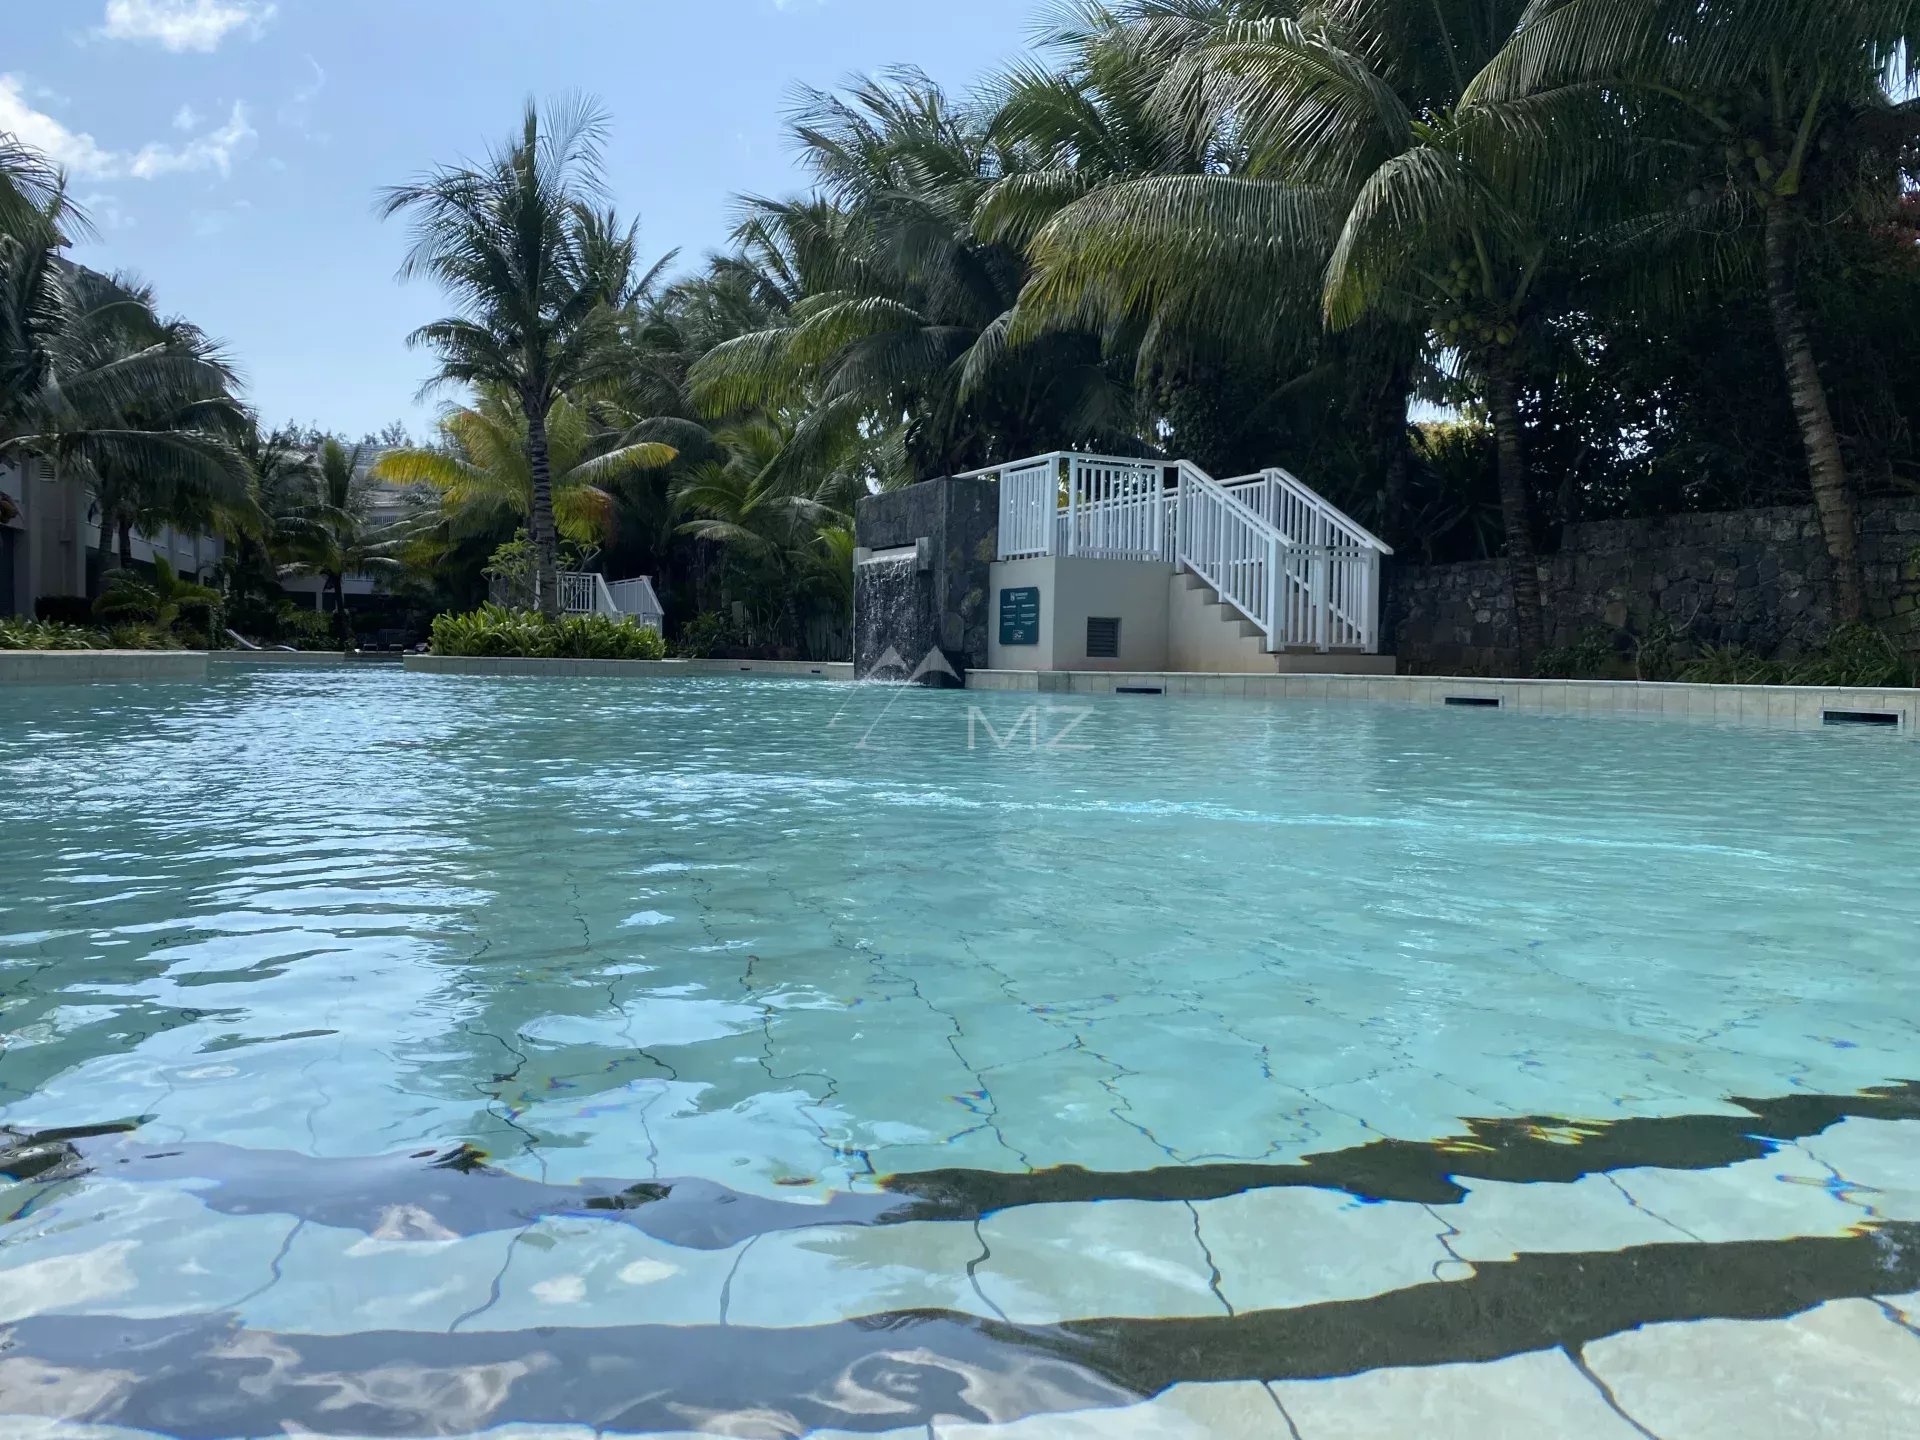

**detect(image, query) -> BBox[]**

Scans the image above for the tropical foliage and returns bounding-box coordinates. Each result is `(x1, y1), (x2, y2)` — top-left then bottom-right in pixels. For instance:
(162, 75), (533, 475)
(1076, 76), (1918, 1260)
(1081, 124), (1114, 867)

(6, 1), (1916, 670)
(429, 603), (668, 659)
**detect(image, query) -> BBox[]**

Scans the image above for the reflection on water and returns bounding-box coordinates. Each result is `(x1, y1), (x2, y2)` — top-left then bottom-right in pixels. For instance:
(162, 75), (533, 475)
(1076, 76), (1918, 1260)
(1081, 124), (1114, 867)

(1, 669), (1918, 1436)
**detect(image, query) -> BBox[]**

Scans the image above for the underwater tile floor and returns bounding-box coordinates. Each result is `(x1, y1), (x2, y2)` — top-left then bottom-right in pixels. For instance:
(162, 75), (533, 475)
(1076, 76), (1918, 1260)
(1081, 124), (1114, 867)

(3, 670), (1919, 1437)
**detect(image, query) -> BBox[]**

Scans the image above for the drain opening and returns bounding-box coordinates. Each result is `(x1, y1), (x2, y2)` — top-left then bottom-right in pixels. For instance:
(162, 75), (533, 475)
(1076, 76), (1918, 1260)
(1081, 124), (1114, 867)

(1445, 696), (1503, 709)
(1116, 686), (1165, 696)
(1824, 709), (1900, 728)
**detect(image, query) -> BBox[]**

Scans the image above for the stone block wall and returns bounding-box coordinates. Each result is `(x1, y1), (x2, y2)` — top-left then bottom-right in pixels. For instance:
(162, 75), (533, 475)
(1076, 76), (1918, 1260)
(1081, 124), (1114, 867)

(854, 476), (998, 679)
(1387, 498), (1920, 674)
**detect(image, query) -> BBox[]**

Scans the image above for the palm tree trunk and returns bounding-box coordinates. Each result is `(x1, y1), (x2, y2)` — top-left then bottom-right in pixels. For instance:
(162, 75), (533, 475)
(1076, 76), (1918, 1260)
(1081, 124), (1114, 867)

(524, 396), (561, 618)
(116, 518), (133, 570)
(1374, 359), (1413, 546)
(1485, 352), (1546, 667)
(97, 508), (122, 573)
(331, 572), (349, 648)
(1763, 202), (1864, 624)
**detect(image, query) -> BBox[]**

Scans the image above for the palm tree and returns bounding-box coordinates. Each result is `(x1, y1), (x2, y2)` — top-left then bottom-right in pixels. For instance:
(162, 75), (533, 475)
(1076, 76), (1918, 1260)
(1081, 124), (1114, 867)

(1, 243), (250, 569)
(372, 387), (675, 554)
(379, 97), (637, 615)
(277, 438), (407, 645)
(690, 72), (1142, 485)
(1007, 0), (1570, 661)
(0, 137), (69, 245)
(1467, 0), (1920, 623)
(672, 417), (857, 652)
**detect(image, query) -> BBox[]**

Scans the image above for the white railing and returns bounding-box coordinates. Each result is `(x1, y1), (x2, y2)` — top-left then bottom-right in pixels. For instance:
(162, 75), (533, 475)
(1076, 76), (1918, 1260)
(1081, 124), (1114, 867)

(965, 453), (1173, 564)
(1176, 461), (1279, 640)
(965, 449), (1392, 655)
(556, 571), (602, 616)
(604, 576), (665, 630)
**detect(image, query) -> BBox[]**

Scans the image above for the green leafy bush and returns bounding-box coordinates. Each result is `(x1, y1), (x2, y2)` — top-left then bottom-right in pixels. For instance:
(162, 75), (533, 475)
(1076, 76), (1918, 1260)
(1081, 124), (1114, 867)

(106, 623), (180, 650)
(0, 618), (99, 650)
(1680, 625), (1916, 688)
(1785, 623), (1917, 688)
(672, 611), (742, 659)
(1532, 629), (1618, 679)
(430, 604), (668, 660)
(1680, 645), (1786, 686)
(281, 608), (340, 650)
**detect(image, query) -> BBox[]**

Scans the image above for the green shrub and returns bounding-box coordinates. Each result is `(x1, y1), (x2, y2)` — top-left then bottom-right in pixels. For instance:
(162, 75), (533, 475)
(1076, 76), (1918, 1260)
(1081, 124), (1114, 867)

(281, 608), (340, 650)
(1533, 629), (1618, 679)
(1680, 644), (1786, 686)
(672, 611), (740, 659)
(0, 618), (99, 651)
(104, 623), (179, 650)
(430, 604), (668, 661)
(1678, 625), (1917, 688)
(1785, 622), (1916, 689)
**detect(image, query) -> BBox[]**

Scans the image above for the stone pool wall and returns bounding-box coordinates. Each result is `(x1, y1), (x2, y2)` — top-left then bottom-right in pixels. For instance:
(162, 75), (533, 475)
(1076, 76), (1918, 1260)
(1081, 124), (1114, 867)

(0, 649), (210, 683)
(1387, 497), (1920, 674)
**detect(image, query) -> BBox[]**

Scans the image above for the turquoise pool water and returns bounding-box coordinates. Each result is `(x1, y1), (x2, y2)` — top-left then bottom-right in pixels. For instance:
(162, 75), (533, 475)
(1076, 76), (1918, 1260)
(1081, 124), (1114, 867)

(2, 668), (1917, 1438)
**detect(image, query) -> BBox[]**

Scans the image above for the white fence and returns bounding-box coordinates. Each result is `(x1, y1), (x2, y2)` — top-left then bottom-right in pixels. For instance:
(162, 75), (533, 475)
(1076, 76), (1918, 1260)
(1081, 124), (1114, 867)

(496, 571), (665, 631)
(972, 453), (1176, 564)
(965, 451), (1392, 654)
(604, 577), (665, 630)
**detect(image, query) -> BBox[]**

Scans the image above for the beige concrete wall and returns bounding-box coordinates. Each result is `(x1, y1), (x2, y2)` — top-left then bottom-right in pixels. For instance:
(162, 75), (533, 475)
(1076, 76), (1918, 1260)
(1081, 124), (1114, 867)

(988, 557), (1173, 671)
(1167, 574), (1272, 673)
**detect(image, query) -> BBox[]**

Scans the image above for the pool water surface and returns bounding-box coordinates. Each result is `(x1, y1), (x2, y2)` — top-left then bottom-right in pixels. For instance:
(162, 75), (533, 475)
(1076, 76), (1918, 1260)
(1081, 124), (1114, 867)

(1, 668), (1916, 1438)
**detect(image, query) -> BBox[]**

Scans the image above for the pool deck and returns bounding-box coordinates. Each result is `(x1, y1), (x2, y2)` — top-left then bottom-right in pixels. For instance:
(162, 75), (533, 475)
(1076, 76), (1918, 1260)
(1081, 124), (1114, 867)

(966, 669), (1919, 733)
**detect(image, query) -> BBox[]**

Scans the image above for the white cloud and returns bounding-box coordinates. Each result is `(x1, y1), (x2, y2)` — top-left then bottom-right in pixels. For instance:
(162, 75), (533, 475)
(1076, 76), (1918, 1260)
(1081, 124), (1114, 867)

(172, 102), (200, 131)
(129, 103), (254, 177)
(97, 0), (277, 54)
(0, 75), (256, 181)
(0, 75), (117, 176)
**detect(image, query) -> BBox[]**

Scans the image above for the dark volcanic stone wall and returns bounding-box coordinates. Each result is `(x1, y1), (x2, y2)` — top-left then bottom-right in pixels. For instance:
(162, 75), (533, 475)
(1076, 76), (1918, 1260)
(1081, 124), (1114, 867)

(854, 477), (997, 681)
(1387, 498), (1920, 674)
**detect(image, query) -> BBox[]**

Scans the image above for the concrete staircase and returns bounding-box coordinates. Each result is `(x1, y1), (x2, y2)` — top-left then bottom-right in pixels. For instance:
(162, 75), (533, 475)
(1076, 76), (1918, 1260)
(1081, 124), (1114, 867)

(1167, 570), (1396, 675)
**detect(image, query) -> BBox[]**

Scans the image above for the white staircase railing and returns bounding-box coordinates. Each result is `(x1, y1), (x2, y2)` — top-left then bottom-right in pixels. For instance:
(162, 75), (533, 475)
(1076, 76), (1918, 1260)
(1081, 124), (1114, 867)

(604, 576), (665, 630)
(1184, 462), (1392, 653)
(967, 449), (1392, 655)
(969, 452), (1175, 564)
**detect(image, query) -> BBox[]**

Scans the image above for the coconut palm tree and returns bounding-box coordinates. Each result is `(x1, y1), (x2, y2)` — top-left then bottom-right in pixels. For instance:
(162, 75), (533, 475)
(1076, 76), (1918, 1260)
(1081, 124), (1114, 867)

(0, 243), (250, 566)
(379, 97), (639, 615)
(1466, 0), (1920, 622)
(1006, 0), (1574, 661)
(689, 72), (1142, 484)
(276, 438), (408, 645)
(0, 139), (69, 252)
(372, 387), (676, 556)
(672, 417), (858, 652)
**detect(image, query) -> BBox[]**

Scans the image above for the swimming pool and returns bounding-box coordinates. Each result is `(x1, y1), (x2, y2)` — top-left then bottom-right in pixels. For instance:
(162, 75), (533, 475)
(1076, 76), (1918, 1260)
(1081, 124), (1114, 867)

(2, 667), (1916, 1438)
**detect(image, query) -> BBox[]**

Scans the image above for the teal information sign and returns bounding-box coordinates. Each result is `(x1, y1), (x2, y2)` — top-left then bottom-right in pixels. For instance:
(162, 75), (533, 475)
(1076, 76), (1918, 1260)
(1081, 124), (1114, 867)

(999, 586), (1041, 646)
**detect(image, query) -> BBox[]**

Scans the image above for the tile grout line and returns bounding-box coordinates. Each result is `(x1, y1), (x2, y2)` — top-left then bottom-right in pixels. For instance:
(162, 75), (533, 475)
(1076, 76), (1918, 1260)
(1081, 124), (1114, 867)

(1565, 1344), (1667, 1440)
(966, 1217), (1013, 1325)
(1262, 1381), (1307, 1439)
(1183, 1198), (1234, 1316)
(1873, 1298), (1920, 1342)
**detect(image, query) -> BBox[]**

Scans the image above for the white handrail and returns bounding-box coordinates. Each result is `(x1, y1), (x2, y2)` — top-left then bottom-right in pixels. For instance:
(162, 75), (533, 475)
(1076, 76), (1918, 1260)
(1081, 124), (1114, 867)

(978, 449), (1387, 654)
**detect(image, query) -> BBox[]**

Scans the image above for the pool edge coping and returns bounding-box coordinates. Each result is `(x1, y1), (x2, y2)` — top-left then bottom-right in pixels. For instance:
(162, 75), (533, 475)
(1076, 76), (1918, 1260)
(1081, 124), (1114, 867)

(962, 669), (1919, 735)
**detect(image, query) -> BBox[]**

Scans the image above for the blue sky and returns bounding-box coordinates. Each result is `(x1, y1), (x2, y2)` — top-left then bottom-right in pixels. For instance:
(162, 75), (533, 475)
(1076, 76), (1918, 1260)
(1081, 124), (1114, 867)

(4, 0), (1044, 438)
